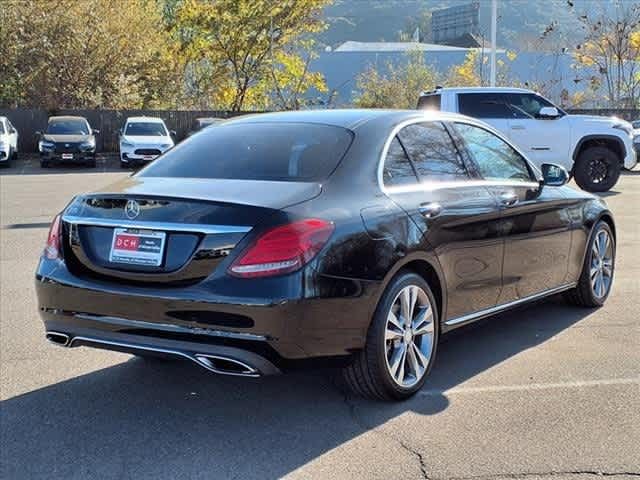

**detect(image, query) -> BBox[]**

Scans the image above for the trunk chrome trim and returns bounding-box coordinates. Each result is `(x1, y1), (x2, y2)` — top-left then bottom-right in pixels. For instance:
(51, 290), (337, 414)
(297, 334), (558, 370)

(445, 283), (577, 327)
(62, 215), (251, 235)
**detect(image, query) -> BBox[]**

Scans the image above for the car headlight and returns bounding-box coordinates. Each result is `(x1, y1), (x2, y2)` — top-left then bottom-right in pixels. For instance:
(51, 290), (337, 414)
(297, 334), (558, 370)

(38, 140), (54, 152)
(159, 143), (172, 149)
(80, 139), (95, 151)
(120, 140), (135, 148)
(613, 123), (633, 136)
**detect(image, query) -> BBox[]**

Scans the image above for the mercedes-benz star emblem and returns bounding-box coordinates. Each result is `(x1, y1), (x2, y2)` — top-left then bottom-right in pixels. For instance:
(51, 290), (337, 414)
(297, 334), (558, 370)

(125, 200), (140, 220)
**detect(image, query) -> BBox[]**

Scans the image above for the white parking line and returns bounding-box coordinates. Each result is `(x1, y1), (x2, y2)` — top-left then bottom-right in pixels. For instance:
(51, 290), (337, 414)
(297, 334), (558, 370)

(418, 377), (639, 397)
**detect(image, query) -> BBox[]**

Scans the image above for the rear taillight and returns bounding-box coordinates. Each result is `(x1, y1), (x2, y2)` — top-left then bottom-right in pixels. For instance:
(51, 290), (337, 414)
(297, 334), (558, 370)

(44, 214), (62, 259)
(229, 219), (334, 278)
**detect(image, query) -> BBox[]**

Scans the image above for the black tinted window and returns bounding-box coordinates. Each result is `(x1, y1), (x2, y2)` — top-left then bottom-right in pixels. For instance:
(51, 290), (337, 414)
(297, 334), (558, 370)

(139, 123), (353, 181)
(458, 93), (522, 119)
(417, 94), (441, 111)
(398, 122), (469, 181)
(454, 123), (532, 182)
(383, 136), (418, 186)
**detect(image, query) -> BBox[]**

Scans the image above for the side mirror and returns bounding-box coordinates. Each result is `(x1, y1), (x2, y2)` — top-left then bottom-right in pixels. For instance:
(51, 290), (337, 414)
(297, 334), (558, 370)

(170, 130), (177, 137)
(541, 163), (569, 187)
(538, 106), (560, 119)
(92, 129), (100, 135)
(35, 131), (42, 136)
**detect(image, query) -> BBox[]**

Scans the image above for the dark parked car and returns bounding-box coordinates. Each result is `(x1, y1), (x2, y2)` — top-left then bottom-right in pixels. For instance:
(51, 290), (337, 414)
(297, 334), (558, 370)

(36, 110), (616, 400)
(37, 116), (98, 168)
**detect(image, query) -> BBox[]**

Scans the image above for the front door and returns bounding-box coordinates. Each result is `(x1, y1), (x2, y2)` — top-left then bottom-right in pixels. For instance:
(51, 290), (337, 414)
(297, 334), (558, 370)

(381, 121), (503, 321)
(504, 93), (572, 170)
(452, 121), (572, 303)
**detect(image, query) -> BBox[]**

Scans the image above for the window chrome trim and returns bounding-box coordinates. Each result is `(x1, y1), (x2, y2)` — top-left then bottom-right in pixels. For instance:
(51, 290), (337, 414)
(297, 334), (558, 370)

(444, 283), (577, 327)
(377, 115), (541, 195)
(62, 215), (252, 235)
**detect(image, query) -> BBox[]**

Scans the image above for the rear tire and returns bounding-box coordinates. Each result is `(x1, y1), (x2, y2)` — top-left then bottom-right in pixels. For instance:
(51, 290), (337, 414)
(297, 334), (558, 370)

(342, 271), (439, 400)
(564, 220), (615, 307)
(574, 146), (621, 192)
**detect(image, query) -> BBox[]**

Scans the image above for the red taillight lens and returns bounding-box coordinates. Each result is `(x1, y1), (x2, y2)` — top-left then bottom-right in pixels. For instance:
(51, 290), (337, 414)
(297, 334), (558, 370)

(45, 214), (62, 259)
(229, 219), (334, 278)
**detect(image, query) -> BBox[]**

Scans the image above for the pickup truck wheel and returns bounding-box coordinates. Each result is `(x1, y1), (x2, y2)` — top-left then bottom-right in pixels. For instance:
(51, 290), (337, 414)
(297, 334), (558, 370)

(341, 272), (439, 400)
(574, 146), (621, 192)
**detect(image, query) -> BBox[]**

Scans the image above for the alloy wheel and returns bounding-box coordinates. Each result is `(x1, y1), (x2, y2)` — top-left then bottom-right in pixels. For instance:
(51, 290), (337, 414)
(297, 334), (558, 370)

(384, 285), (435, 388)
(590, 228), (614, 299)
(588, 158), (608, 184)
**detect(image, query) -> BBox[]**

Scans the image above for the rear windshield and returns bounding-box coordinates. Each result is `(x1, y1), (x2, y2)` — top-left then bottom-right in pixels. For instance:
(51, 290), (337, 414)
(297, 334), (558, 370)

(139, 122), (353, 181)
(125, 121), (167, 136)
(46, 119), (90, 135)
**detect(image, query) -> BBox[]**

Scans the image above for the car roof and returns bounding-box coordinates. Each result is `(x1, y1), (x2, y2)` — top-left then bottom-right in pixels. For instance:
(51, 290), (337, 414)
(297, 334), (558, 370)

(421, 86), (533, 95)
(48, 116), (89, 122)
(224, 109), (477, 131)
(125, 116), (165, 123)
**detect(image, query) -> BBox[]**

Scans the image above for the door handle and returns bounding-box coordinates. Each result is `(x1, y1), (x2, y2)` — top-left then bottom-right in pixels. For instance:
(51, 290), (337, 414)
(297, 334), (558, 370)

(418, 202), (442, 218)
(510, 125), (526, 130)
(498, 192), (519, 207)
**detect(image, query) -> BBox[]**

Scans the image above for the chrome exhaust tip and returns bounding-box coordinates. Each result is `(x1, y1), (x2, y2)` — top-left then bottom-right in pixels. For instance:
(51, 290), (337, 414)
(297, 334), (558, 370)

(194, 354), (260, 377)
(46, 331), (70, 347)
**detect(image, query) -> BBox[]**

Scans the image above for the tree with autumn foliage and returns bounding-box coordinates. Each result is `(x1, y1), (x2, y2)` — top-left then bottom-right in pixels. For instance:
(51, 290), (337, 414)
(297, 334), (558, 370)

(354, 50), (439, 109)
(173, 0), (330, 111)
(0, 0), (184, 109)
(572, 2), (640, 107)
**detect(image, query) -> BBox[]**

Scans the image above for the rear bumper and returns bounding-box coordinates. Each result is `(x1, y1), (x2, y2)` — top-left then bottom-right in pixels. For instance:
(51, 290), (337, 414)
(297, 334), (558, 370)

(36, 257), (379, 372)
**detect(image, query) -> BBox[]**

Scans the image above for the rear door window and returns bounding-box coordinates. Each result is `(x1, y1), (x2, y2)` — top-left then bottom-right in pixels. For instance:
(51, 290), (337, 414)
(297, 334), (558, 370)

(458, 93), (523, 119)
(139, 122), (353, 182)
(397, 122), (470, 182)
(383, 136), (419, 186)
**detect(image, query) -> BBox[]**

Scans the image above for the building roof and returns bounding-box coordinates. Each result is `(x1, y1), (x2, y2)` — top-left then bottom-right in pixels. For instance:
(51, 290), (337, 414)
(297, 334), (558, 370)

(334, 41), (471, 53)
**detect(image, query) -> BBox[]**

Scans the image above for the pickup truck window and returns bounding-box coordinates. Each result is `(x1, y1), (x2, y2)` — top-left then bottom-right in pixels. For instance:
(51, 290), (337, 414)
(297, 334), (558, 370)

(454, 122), (533, 183)
(506, 93), (561, 118)
(417, 94), (441, 111)
(458, 93), (525, 119)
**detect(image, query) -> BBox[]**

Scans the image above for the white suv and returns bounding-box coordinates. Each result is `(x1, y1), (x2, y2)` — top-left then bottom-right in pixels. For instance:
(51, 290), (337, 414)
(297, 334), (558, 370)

(418, 87), (637, 192)
(0, 116), (18, 166)
(119, 117), (175, 169)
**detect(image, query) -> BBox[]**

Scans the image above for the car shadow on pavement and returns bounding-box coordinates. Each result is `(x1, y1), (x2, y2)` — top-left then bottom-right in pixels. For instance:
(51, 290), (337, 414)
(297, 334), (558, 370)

(0, 155), (126, 175)
(0, 296), (594, 479)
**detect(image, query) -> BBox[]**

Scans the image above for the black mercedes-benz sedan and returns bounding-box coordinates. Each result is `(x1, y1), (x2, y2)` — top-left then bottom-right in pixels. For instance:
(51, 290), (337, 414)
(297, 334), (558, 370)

(36, 110), (616, 400)
(38, 116), (98, 168)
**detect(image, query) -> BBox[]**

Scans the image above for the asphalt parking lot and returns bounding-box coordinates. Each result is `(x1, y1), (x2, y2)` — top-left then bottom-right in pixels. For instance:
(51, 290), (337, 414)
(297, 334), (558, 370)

(1, 158), (638, 480)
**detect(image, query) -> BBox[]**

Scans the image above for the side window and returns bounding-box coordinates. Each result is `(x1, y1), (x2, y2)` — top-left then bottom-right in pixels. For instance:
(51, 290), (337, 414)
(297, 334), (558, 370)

(398, 122), (469, 181)
(383, 136), (418, 186)
(417, 94), (441, 111)
(454, 122), (533, 182)
(507, 93), (559, 119)
(458, 93), (525, 119)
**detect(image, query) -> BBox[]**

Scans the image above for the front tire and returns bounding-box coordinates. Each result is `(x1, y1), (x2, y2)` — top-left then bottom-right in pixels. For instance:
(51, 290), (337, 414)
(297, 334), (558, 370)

(574, 147), (621, 192)
(565, 221), (615, 307)
(342, 272), (439, 400)
(40, 160), (50, 168)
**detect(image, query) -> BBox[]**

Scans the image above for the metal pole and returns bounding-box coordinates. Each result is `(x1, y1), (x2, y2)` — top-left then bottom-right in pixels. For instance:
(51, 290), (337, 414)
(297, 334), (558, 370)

(490, 0), (497, 87)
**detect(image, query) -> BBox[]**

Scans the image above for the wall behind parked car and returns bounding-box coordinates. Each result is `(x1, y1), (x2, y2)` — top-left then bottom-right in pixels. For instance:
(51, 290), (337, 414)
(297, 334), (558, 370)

(0, 109), (258, 153)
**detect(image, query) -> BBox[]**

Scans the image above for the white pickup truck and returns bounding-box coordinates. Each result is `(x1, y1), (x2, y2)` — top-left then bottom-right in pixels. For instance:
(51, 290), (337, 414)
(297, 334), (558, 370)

(418, 87), (637, 192)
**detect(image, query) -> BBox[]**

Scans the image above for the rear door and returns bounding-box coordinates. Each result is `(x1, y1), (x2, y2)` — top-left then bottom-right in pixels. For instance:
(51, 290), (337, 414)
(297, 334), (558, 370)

(382, 120), (504, 321)
(452, 121), (573, 303)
